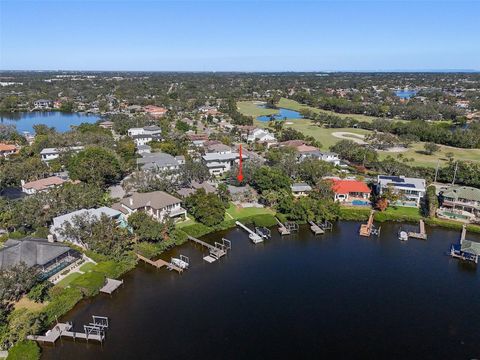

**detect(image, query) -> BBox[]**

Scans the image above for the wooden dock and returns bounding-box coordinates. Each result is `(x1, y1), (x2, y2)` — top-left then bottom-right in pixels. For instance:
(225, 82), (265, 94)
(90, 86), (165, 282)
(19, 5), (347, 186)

(407, 220), (427, 240)
(236, 221), (263, 243)
(136, 253), (184, 273)
(276, 217), (290, 235)
(28, 316), (109, 344)
(187, 235), (228, 262)
(308, 221), (324, 235)
(100, 278), (124, 294)
(359, 210), (374, 236)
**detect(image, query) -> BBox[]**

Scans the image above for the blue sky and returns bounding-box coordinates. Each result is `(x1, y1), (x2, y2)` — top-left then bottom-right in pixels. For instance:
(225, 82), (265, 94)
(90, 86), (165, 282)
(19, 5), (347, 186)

(1, 0), (479, 71)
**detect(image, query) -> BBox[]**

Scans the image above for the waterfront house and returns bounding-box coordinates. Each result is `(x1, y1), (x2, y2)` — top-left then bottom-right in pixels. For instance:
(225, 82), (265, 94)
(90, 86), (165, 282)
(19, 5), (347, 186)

(291, 183), (313, 197)
(331, 179), (371, 205)
(438, 185), (480, 222)
(377, 175), (426, 207)
(119, 191), (186, 222)
(34, 99), (53, 109)
(0, 237), (79, 281)
(227, 185), (257, 202)
(137, 151), (185, 172)
(21, 176), (66, 195)
(40, 146), (84, 162)
(50, 207), (126, 246)
(0, 143), (17, 157)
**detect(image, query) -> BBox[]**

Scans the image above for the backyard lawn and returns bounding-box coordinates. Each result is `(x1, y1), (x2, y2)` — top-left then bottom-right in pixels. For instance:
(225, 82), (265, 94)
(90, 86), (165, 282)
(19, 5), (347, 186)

(56, 272), (82, 288)
(80, 262), (96, 273)
(225, 204), (275, 221)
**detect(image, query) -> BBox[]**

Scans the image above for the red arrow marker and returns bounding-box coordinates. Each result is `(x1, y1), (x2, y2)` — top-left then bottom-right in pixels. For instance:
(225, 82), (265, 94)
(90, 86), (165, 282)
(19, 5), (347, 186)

(237, 144), (244, 182)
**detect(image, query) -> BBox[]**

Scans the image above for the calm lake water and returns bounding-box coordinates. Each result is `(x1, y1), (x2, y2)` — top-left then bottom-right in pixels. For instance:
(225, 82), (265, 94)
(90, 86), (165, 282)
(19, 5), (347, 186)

(257, 107), (303, 122)
(41, 222), (480, 360)
(395, 90), (417, 99)
(0, 112), (100, 133)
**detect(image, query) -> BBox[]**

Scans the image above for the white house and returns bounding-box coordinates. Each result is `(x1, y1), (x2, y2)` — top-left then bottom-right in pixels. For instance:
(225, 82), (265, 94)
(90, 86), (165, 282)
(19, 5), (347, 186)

(21, 176), (66, 195)
(202, 151), (242, 176)
(298, 150), (340, 166)
(246, 128), (276, 143)
(119, 191), (186, 222)
(40, 146), (84, 162)
(128, 126), (162, 147)
(34, 99), (53, 109)
(377, 175), (426, 207)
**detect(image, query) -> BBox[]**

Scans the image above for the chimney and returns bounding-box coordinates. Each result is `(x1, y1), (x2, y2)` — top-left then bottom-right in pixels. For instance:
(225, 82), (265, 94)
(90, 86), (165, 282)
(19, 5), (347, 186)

(21, 179), (25, 186)
(47, 234), (54, 243)
(129, 197), (133, 207)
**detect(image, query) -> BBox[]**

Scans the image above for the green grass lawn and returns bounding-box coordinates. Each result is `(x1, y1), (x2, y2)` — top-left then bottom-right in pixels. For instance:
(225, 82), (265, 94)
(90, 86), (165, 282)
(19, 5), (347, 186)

(79, 262), (96, 273)
(375, 206), (423, 222)
(378, 142), (480, 168)
(57, 272), (82, 288)
(225, 204), (275, 221)
(237, 101), (279, 117)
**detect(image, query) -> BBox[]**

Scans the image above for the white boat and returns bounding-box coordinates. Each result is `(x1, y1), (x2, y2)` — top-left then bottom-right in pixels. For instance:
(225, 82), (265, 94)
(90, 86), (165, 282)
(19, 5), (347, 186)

(398, 231), (408, 241)
(171, 258), (189, 269)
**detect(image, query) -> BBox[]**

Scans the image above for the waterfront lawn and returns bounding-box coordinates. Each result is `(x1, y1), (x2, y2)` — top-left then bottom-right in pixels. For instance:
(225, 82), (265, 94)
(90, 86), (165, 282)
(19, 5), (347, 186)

(237, 101), (279, 117)
(225, 204), (275, 221)
(375, 206), (422, 222)
(5, 340), (40, 360)
(79, 262), (96, 272)
(57, 272), (82, 288)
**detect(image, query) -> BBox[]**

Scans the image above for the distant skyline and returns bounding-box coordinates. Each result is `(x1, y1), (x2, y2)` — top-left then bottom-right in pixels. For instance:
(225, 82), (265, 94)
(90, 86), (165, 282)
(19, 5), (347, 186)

(1, 0), (479, 72)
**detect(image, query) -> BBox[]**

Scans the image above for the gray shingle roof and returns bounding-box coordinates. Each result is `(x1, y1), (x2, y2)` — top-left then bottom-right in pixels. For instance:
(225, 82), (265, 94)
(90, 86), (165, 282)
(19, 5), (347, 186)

(121, 191), (182, 211)
(0, 238), (72, 269)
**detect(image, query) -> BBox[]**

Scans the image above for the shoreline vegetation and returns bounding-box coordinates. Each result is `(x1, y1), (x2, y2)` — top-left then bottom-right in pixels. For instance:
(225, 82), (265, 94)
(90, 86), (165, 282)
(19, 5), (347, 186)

(11, 205), (480, 359)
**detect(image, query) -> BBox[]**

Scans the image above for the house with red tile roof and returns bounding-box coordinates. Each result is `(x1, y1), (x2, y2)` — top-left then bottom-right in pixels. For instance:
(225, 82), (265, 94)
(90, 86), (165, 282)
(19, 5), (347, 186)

(330, 178), (371, 206)
(143, 105), (167, 118)
(0, 143), (17, 157)
(21, 176), (66, 195)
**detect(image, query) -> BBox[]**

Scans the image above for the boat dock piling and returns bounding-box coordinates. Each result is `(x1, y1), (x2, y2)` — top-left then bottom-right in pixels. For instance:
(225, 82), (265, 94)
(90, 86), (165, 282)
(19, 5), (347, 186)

(407, 220), (427, 240)
(276, 217), (291, 235)
(187, 235), (229, 263)
(28, 316), (109, 344)
(308, 221), (324, 235)
(236, 221), (263, 243)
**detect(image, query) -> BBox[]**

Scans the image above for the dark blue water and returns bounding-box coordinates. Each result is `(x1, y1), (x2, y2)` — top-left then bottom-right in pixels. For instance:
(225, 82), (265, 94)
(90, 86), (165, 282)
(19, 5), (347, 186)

(0, 112), (100, 133)
(40, 221), (480, 359)
(395, 90), (417, 99)
(257, 107), (303, 122)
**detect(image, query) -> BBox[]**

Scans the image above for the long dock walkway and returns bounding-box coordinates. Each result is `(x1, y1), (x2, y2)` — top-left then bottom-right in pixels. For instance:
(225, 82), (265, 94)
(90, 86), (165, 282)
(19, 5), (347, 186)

(309, 221), (324, 235)
(235, 221), (263, 243)
(408, 220), (427, 240)
(359, 211), (375, 237)
(136, 253), (184, 273)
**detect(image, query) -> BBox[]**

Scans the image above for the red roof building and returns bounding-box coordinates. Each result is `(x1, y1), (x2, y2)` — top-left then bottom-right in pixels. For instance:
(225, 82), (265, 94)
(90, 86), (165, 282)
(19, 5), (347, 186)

(143, 105), (168, 118)
(330, 179), (371, 205)
(0, 143), (17, 157)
